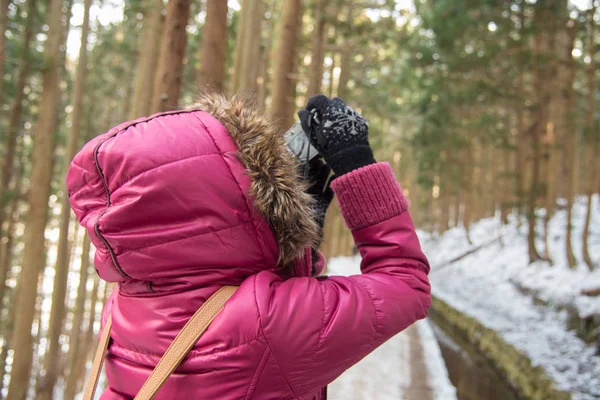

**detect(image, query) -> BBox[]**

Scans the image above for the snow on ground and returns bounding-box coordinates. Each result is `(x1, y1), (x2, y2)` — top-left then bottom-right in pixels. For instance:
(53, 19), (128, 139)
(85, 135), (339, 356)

(423, 195), (600, 319)
(327, 257), (457, 400)
(327, 322), (410, 400)
(420, 195), (600, 400)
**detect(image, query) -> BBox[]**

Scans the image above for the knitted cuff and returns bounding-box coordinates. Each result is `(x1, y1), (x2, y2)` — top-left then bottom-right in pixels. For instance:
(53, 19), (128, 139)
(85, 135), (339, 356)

(326, 145), (376, 177)
(331, 162), (409, 231)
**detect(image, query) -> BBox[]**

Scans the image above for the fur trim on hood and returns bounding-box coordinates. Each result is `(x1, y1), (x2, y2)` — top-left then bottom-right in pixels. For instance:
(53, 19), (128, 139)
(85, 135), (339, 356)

(187, 93), (320, 268)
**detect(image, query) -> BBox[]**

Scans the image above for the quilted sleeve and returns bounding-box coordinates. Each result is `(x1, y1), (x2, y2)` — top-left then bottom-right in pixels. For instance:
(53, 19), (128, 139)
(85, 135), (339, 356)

(253, 163), (431, 398)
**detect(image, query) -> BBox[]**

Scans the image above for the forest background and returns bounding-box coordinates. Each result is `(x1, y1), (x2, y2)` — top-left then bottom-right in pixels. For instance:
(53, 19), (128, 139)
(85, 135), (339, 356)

(0, 0), (598, 398)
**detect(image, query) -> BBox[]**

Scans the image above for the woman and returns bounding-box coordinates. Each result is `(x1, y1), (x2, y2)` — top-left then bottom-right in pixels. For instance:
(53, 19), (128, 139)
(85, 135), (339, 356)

(67, 93), (431, 399)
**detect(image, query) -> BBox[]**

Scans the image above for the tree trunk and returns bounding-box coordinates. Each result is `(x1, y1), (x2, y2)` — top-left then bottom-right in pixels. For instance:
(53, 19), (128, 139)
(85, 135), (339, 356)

(471, 140), (483, 221)
(0, 0), (10, 106)
(271, 0), (303, 130)
(307, 0), (326, 97)
(581, 2), (596, 271)
(0, 174), (20, 315)
(257, 32), (270, 105)
(0, 0), (35, 299)
(0, 116), (25, 307)
(562, 19), (577, 269)
(320, 204), (334, 259)
(151, 0), (192, 113)
(514, 4), (527, 228)
(453, 193), (461, 228)
(330, 212), (343, 257)
(337, 1), (354, 99)
(198, 0), (228, 91)
(238, 0), (263, 91)
(542, 137), (557, 264)
(439, 192), (450, 233)
(337, 3), (353, 99)
(0, 144), (23, 390)
(500, 142), (511, 224)
(485, 145), (496, 218)
(526, 102), (542, 263)
(463, 146), (474, 244)
(63, 234), (91, 400)
(514, 106), (526, 227)
(526, 2), (556, 264)
(327, 51), (336, 98)
(541, 9), (559, 264)
(73, 276), (102, 396)
(5, 0), (66, 394)
(36, 0), (92, 396)
(130, 0), (163, 119)
(231, 0), (249, 94)
(503, 110), (515, 225)
(0, 0), (36, 243)
(115, 13), (137, 123)
(411, 162), (423, 227)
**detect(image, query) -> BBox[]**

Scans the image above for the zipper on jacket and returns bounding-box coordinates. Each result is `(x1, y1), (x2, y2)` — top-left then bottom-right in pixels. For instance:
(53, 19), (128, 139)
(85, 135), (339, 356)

(90, 110), (199, 280)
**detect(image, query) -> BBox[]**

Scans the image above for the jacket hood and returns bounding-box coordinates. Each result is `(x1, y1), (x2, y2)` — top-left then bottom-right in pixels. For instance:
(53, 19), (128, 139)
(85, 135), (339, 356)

(187, 93), (319, 266)
(67, 93), (319, 294)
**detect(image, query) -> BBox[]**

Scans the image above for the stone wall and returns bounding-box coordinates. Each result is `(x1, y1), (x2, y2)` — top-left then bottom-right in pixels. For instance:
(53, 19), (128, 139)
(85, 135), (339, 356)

(430, 297), (572, 400)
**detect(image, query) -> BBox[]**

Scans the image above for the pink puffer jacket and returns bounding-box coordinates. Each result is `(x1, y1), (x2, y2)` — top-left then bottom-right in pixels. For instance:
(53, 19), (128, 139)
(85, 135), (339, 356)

(67, 94), (431, 400)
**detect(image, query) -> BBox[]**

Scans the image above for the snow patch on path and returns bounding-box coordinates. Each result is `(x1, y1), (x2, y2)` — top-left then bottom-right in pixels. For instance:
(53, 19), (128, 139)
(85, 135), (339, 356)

(328, 328), (410, 400)
(327, 257), (457, 400)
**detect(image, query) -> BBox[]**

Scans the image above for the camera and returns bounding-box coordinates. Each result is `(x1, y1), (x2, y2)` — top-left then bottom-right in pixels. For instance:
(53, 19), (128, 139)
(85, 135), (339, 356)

(284, 109), (321, 164)
(284, 122), (320, 163)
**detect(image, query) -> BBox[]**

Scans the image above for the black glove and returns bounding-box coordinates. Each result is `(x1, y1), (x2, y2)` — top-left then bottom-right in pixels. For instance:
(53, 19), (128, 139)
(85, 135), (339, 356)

(305, 158), (334, 237)
(298, 95), (376, 176)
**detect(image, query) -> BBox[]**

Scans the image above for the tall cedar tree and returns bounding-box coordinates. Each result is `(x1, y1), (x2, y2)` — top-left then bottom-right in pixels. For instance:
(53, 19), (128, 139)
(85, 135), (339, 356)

(307, 0), (326, 97)
(130, 0), (163, 119)
(0, 0), (36, 309)
(5, 0), (66, 395)
(527, 2), (548, 263)
(541, 16), (560, 263)
(36, 0), (93, 396)
(75, 276), (102, 394)
(241, 0), (263, 90)
(271, 0), (303, 129)
(152, 0), (192, 112)
(198, 0), (229, 91)
(0, 128), (26, 388)
(0, 0), (10, 106)
(582, 2), (596, 270)
(337, 2), (353, 99)
(257, 0), (274, 104)
(63, 234), (92, 400)
(231, 0), (263, 92)
(231, 0), (248, 93)
(562, 18), (578, 268)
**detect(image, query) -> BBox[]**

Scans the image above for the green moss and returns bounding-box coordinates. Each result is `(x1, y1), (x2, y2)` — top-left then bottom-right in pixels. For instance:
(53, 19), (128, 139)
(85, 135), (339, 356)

(430, 296), (572, 400)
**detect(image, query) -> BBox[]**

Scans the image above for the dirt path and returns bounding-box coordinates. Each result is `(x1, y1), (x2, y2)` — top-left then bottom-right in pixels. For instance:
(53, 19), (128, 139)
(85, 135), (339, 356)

(405, 325), (434, 400)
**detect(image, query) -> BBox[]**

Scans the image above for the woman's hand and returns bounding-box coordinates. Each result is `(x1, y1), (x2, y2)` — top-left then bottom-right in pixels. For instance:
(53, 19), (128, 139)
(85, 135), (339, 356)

(298, 95), (376, 176)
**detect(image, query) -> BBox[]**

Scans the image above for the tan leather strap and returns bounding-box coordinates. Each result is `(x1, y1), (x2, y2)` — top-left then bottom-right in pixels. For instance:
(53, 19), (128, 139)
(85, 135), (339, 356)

(83, 313), (113, 400)
(83, 285), (238, 400)
(135, 285), (238, 399)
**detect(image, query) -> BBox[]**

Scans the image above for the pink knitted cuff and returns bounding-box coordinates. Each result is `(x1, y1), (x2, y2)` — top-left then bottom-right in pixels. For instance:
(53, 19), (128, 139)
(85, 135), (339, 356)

(331, 163), (409, 231)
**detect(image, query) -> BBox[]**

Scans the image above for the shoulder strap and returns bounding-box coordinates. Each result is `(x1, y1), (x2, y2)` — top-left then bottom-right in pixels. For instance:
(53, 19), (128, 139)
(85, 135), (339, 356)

(82, 312), (112, 400)
(83, 285), (238, 400)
